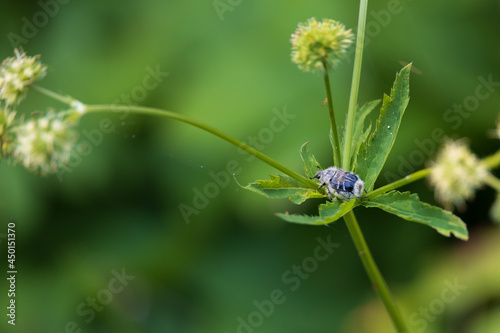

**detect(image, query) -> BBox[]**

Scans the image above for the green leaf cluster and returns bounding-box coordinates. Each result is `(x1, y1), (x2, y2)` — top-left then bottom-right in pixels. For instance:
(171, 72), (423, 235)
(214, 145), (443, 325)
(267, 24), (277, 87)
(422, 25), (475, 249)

(242, 64), (469, 240)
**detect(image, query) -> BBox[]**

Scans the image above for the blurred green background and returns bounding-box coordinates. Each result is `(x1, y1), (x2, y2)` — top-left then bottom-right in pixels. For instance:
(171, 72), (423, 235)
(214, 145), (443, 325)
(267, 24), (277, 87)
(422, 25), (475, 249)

(1, 0), (499, 332)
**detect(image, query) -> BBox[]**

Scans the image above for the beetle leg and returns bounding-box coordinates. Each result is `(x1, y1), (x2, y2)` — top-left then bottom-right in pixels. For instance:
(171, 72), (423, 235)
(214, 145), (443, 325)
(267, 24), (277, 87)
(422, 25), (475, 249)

(324, 188), (333, 200)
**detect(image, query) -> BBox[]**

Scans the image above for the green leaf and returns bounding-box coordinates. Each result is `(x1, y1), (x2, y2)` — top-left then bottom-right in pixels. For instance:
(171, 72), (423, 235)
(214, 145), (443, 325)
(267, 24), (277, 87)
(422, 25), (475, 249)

(355, 64), (412, 191)
(350, 100), (380, 168)
(276, 200), (357, 225)
(242, 143), (330, 205)
(299, 142), (322, 178)
(243, 173), (325, 204)
(362, 191), (469, 240)
(338, 100), (380, 170)
(243, 174), (308, 199)
(352, 120), (372, 168)
(289, 190), (325, 205)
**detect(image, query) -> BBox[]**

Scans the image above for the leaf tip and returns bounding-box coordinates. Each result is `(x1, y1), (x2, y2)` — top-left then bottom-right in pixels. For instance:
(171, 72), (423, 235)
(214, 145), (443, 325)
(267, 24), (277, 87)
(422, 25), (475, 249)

(452, 229), (469, 241)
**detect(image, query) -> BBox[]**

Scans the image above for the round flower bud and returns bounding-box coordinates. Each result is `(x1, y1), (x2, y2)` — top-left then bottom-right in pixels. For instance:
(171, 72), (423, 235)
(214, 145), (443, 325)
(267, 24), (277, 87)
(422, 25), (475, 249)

(290, 18), (354, 73)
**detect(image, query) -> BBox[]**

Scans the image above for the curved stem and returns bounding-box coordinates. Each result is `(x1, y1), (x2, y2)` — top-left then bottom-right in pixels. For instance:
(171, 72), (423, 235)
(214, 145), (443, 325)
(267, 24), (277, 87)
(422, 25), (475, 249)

(343, 211), (410, 332)
(84, 104), (317, 188)
(322, 59), (341, 166)
(342, 0), (368, 171)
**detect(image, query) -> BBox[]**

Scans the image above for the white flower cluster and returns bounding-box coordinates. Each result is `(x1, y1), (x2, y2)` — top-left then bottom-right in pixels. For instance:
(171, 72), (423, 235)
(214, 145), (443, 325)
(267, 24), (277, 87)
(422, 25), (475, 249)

(0, 49), (80, 175)
(13, 111), (78, 175)
(429, 140), (487, 210)
(0, 49), (47, 105)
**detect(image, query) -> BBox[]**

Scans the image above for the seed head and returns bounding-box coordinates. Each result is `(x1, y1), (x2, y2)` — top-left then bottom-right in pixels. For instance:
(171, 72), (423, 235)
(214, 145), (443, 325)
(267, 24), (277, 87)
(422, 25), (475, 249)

(0, 49), (47, 105)
(290, 18), (354, 73)
(13, 110), (78, 175)
(428, 139), (487, 210)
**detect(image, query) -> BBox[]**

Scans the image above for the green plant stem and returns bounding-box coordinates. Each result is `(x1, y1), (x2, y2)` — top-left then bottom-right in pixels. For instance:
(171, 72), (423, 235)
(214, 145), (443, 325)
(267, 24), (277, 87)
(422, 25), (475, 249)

(341, 0), (410, 331)
(342, 0), (368, 171)
(83, 104), (317, 188)
(366, 149), (500, 198)
(367, 168), (431, 198)
(32, 85), (321, 189)
(483, 149), (500, 169)
(484, 173), (500, 192)
(32, 85), (76, 105)
(322, 59), (341, 166)
(344, 211), (410, 333)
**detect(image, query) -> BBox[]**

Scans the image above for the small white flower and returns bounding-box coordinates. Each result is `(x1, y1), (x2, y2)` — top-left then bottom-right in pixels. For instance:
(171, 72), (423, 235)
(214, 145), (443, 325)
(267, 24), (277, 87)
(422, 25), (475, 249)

(428, 139), (487, 210)
(0, 49), (47, 105)
(13, 110), (78, 175)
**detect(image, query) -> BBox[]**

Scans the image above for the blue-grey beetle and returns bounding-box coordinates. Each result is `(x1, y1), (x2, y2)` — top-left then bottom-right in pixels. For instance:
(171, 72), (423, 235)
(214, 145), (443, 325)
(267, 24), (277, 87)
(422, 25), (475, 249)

(313, 167), (365, 200)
